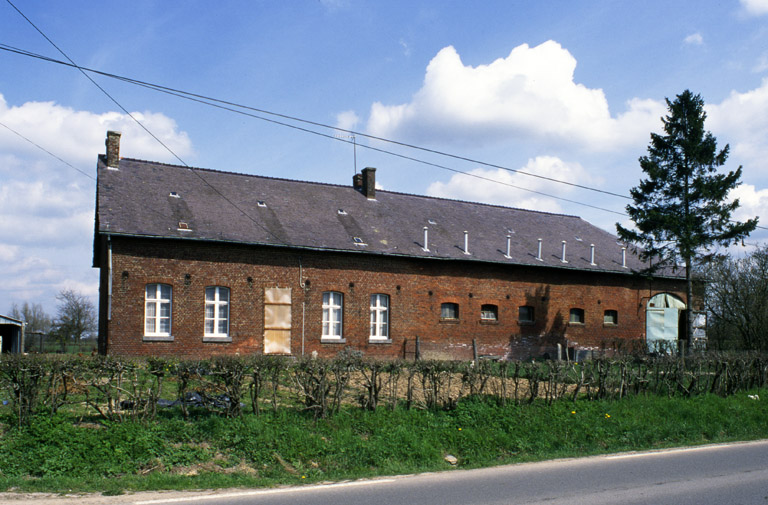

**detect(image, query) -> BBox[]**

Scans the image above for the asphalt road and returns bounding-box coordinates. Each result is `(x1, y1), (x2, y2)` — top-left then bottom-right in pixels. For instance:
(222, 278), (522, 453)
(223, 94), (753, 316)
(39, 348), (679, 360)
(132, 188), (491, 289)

(5, 441), (767, 505)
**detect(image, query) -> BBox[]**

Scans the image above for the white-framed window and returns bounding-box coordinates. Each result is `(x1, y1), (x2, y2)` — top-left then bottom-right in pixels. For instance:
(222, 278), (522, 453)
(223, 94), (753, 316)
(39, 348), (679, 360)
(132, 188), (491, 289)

(205, 286), (230, 337)
(370, 294), (389, 340)
(569, 308), (585, 324)
(480, 304), (498, 321)
(145, 283), (172, 337)
(441, 302), (459, 320)
(604, 309), (618, 325)
(322, 291), (343, 339)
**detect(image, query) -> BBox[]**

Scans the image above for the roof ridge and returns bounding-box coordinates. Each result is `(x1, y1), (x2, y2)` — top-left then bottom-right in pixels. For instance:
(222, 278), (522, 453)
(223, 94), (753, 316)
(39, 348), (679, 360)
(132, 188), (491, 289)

(120, 157), (580, 219)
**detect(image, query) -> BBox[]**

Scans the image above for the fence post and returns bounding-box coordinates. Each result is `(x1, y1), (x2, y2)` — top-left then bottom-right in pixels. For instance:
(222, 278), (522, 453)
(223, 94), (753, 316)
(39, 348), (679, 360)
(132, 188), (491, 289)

(472, 338), (478, 363)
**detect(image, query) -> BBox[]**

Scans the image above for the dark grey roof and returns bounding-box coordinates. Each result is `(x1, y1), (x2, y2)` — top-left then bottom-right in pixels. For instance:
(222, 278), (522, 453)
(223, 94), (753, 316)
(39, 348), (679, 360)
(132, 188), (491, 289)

(95, 156), (659, 276)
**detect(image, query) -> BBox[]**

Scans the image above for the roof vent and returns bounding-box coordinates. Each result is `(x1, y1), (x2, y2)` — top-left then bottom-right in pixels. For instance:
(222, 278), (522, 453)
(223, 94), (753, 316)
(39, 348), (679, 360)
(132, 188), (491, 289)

(338, 209), (347, 215)
(463, 231), (470, 255)
(353, 237), (366, 245)
(504, 235), (512, 259)
(590, 244), (596, 266)
(536, 238), (543, 261)
(422, 226), (430, 252)
(169, 192), (180, 198)
(561, 240), (568, 263)
(257, 200), (267, 207)
(428, 219), (437, 225)
(177, 221), (191, 231)
(622, 247), (627, 268)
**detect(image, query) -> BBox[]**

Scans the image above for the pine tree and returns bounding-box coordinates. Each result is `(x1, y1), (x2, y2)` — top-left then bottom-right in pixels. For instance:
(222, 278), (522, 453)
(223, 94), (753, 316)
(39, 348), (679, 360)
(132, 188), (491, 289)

(617, 90), (758, 343)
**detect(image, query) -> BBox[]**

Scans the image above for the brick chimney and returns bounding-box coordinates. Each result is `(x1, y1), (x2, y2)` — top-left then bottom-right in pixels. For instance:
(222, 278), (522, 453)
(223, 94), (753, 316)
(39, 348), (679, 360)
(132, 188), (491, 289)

(362, 167), (376, 199)
(105, 131), (121, 169)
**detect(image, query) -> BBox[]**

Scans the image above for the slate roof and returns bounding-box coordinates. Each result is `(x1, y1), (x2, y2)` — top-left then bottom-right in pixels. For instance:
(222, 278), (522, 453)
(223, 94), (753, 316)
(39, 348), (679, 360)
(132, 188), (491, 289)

(95, 155), (660, 276)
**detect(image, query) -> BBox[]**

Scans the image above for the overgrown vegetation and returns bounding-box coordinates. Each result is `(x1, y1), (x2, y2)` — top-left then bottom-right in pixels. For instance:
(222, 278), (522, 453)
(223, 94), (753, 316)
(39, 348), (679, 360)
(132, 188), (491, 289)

(0, 353), (765, 494)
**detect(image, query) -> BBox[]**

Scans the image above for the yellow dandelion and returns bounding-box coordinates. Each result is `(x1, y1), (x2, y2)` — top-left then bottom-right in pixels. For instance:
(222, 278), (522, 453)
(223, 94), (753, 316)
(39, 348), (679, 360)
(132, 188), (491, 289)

(605, 414), (611, 419)
(458, 428), (462, 431)
(571, 411), (576, 414)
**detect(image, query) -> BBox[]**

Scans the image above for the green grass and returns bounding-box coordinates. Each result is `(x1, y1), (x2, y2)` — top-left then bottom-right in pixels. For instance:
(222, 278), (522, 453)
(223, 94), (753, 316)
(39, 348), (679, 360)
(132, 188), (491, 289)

(0, 391), (766, 494)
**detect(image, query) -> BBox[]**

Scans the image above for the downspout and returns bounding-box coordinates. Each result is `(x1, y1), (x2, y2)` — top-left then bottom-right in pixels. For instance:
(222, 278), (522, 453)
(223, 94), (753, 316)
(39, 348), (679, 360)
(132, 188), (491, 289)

(299, 256), (305, 356)
(107, 236), (113, 321)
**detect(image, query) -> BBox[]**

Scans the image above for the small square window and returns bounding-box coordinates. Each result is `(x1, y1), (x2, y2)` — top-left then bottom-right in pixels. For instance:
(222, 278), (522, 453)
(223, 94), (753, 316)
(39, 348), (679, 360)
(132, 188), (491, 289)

(441, 302), (459, 320)
(480, 304), (498, 321)
(519, 305), (534, 323)
(604, 310), (618, 325)
(569, 308), (585, 324)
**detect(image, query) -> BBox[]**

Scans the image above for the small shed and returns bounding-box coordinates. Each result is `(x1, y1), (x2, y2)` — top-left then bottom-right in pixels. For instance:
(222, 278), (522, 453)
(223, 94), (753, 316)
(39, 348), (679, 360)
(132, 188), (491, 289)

(0, 315), (25, 354)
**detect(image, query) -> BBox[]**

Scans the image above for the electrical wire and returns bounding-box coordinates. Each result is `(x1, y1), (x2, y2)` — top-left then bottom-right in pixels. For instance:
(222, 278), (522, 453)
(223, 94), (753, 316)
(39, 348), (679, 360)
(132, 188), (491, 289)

(0, 43), (628, 217)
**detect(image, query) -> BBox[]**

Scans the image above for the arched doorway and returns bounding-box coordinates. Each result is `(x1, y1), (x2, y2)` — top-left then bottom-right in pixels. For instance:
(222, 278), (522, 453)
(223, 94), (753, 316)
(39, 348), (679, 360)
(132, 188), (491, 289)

(646, 293), (686, 353)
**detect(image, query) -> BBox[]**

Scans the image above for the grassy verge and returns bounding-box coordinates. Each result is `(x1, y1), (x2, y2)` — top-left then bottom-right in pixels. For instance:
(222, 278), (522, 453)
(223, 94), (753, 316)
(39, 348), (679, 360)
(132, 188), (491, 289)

(1, 391), (766, 495)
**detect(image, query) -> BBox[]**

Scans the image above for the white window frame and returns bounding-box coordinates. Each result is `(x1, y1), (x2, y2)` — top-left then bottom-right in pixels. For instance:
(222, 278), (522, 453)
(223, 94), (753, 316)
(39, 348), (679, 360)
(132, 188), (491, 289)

(322, 291), (343, 340)
(205, 286), (230, 338)
(369, 294), (389, 340)
(145, 283), (172, 338)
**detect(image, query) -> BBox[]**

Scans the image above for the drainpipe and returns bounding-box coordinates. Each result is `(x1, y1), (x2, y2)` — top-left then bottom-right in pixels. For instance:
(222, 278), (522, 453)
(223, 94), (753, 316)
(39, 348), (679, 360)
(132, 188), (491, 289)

(107, 237), (113, 321)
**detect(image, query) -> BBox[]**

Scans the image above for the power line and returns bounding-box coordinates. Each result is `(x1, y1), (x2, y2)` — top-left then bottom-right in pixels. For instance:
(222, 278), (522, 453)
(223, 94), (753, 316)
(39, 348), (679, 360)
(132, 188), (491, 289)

(0, 120), (95, 181)
(0, 44), (628, 217)
(0, 42), (629, 201)
(2, 41), (765, 230)
(5, 0), (188, 168)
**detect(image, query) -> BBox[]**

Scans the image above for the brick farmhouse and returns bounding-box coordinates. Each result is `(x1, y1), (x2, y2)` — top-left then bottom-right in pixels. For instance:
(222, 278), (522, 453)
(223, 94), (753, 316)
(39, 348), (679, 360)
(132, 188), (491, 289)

(93, 132), (687, 360)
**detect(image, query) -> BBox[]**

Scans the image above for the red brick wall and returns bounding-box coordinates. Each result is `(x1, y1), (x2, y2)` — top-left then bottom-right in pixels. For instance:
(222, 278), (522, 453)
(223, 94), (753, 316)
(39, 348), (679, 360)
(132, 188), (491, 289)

(99, 237), (686, 359)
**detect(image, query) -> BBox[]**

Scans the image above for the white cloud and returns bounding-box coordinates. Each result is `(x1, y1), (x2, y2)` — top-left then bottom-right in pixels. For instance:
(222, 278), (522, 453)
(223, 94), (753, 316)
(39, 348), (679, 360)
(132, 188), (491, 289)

(426, 156), (589, 214)
(730, 183), (768, 223)
(335, 110), (360, 131)
(706, 78), (768, 174)
(0, 94), (193, 167)
(366, 42), (663, 152)
(741, 0), (768, 15)
(684, 33), (704, 46)
(0, 92), (193, 314)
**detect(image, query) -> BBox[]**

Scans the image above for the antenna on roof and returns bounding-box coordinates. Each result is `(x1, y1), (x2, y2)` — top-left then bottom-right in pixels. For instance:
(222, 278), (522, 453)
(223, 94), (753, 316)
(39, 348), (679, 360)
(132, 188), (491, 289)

(334, 134), (357, 176)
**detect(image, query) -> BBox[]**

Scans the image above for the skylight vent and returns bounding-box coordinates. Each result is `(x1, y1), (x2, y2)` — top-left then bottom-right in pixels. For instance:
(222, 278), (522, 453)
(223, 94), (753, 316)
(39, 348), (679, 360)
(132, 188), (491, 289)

(177, 221), (191, 231)
(353, 237), (366, 245)
(169, 192), (180, 198)
(257, 200), (267, 207)
(575, 236), (583, 242)
(428, 219), (437, 225)
(338, 209), (348, 215)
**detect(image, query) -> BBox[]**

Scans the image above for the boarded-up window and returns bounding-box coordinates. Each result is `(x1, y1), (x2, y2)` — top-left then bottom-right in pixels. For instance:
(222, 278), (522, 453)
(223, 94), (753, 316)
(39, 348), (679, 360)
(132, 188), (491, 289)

(264, 287), (291, 354)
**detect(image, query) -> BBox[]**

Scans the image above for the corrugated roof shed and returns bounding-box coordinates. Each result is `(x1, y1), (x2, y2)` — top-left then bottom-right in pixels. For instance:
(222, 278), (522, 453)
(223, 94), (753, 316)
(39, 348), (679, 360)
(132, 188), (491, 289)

(95, 156), (656, 276)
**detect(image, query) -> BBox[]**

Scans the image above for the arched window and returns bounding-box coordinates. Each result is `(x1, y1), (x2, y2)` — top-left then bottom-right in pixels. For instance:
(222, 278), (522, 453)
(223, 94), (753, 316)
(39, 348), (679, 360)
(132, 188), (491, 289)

(145, 283), (172, 337)
(205, 286), (230, 337)
(569, 308), (585, 325)
(370, 294), (389, 340)
(322, 292), (343, 339)
(480, 304), (498, 321)
(441, 302), (459, 320)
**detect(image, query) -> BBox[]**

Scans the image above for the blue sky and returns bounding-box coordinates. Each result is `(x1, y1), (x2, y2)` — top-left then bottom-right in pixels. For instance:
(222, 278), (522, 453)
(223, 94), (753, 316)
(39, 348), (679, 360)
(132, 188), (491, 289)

(2, 0), (768, 315)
